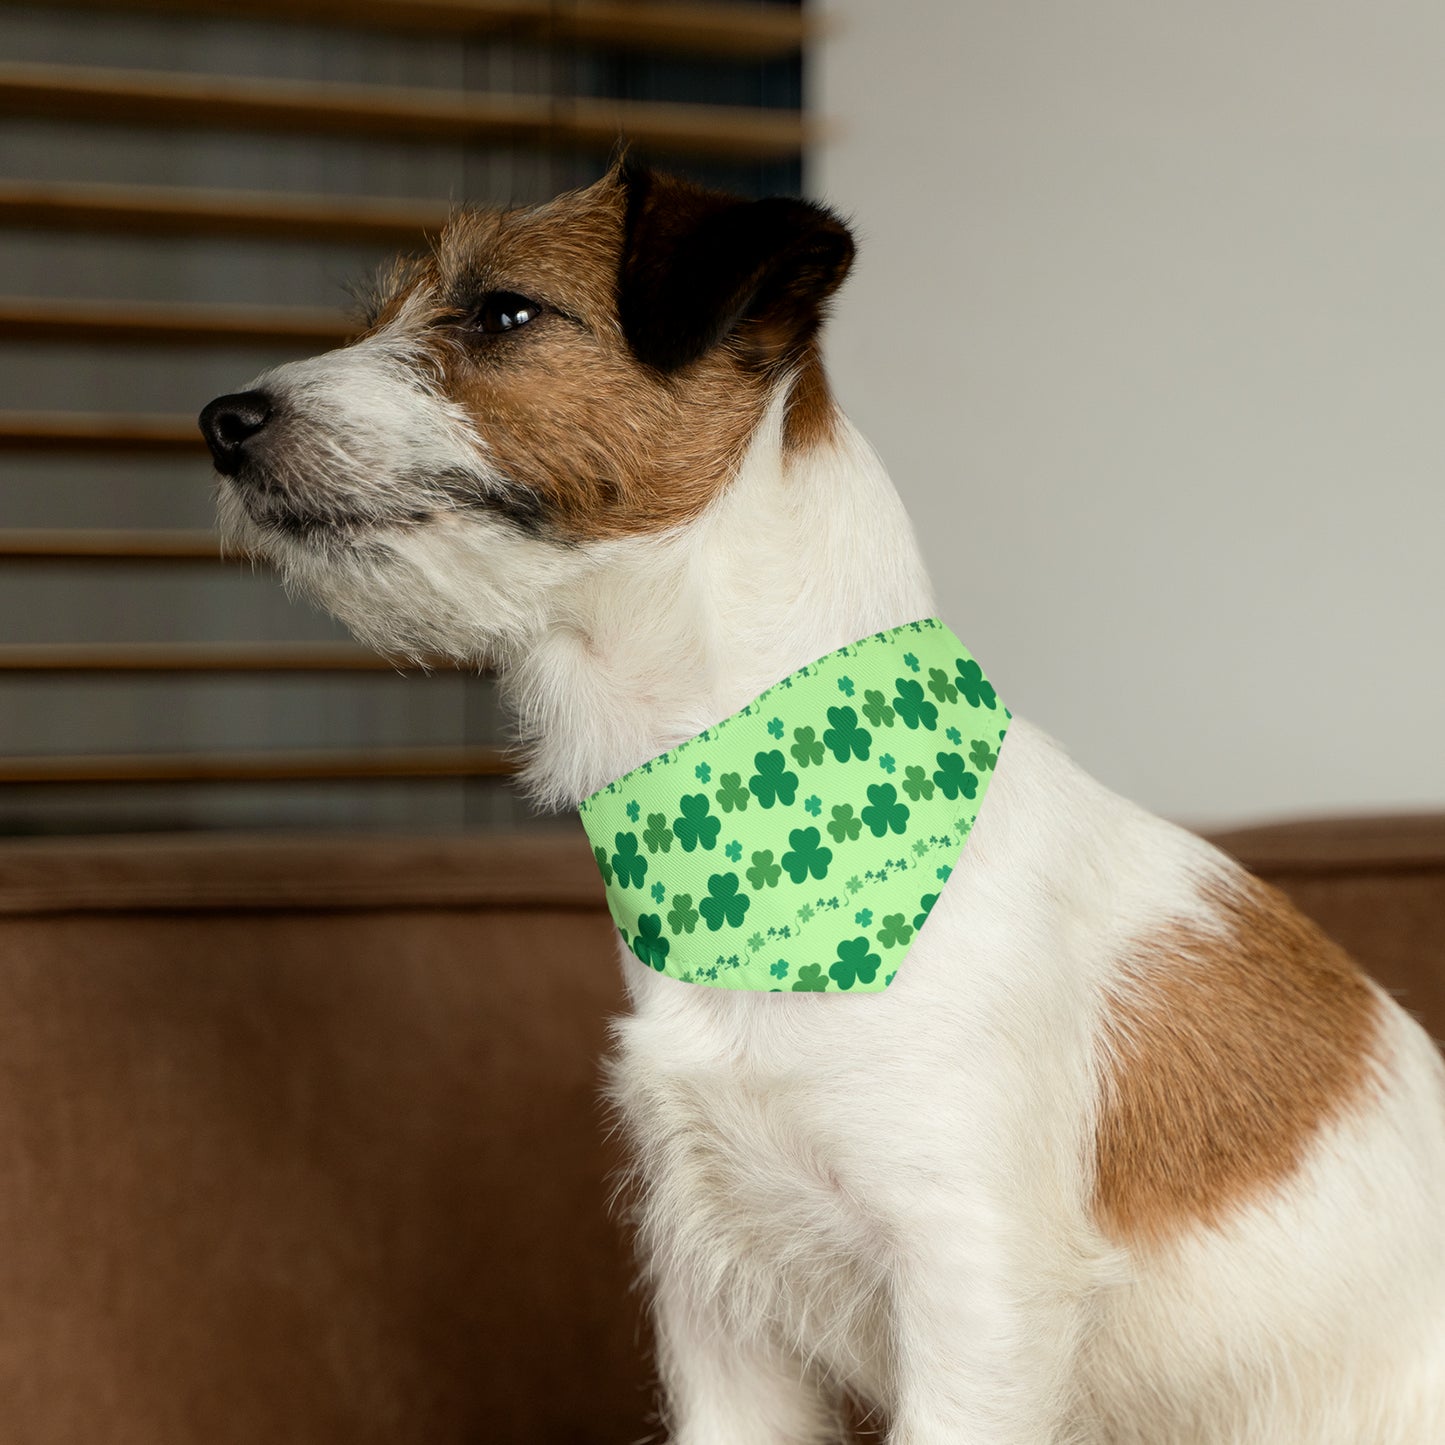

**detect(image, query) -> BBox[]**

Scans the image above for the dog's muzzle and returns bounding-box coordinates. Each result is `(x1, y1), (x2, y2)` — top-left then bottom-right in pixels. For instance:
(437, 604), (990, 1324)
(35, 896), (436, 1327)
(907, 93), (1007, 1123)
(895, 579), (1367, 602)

(199, 390), (273, 476)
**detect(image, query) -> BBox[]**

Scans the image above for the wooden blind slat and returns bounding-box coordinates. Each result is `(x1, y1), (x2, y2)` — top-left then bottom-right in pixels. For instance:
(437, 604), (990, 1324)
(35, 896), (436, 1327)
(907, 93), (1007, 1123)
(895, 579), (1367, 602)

(0, 0), (810, 58)
(0, 412), (202, 452)
(0, 745), (513, 783)
(0, 297), (353, 348)
(0, 643), (427, 673)
(0, 529), (228, 561)
(0, 180), (448, 245)
(0, 62), (812, 161)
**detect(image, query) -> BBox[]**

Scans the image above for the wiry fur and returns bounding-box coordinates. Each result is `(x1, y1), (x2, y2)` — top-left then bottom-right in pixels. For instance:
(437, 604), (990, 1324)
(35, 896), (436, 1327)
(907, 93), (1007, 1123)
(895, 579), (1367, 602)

(205, 169), (1445, 1444)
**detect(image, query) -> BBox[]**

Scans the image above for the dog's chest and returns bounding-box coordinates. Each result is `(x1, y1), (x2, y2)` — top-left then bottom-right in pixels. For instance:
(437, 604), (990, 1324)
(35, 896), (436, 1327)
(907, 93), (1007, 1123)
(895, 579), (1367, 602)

(611, 998), (893, 1387)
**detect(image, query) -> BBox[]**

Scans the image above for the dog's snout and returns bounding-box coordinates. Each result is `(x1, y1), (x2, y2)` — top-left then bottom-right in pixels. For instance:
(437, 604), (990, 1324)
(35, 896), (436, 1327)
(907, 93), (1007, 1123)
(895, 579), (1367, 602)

(199, 390), (273, 475)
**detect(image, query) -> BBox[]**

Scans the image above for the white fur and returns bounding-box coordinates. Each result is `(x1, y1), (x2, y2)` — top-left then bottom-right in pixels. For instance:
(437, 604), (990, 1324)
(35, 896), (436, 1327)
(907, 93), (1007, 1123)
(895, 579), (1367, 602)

(220, 348), (1445, 1444)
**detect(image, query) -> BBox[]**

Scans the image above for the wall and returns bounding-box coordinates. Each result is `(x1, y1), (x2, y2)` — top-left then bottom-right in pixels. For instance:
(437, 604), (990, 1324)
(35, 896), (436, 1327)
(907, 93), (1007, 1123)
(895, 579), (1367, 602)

(813, 1), (1445, 827)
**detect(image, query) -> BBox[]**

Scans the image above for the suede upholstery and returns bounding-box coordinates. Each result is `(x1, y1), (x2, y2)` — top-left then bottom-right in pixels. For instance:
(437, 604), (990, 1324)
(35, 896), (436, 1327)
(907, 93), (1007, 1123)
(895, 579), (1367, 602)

(0, 818), (1440, 1442)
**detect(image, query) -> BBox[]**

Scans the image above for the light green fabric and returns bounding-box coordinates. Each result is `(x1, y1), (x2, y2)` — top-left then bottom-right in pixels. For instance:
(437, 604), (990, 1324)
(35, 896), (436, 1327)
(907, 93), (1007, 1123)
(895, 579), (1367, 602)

(579, 619), (1009, 992)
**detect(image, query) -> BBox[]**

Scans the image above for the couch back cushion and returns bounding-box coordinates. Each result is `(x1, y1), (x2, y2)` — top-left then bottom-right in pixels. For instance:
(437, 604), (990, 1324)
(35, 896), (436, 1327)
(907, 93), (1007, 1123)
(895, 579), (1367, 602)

(0, 820), (1440, 1443)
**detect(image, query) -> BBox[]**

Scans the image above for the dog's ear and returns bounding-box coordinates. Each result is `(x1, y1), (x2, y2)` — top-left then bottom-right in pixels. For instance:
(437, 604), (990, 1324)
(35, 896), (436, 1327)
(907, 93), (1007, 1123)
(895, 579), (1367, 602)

(617, 162), (855, 374)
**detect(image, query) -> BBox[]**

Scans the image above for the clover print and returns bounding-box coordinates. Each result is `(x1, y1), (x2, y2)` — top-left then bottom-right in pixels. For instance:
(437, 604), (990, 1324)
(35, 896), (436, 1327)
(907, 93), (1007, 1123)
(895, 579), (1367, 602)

(792, 963), (828, 992)
(933, 751), (980, 801)
(892, 678), (939, 731)
(667, 893), (700, 934)
(699, 872), (750, 931)
(715, 771), (750, 813)
(902, 765), (935, 801)
(954, 657), (998, 710)
(673, 793), (721, 851)
(877, 913), (914, 949)
(781, 826), (833, 884)
(861, 783), (910, 838)
(612, 832), (647, 889)
(746, 849), (783, 889)
(790, 726), (824, 769)
(937, 863), (953, 881)
(926, 667), (958, 705)
(914, 892), (939, 931)
(582, 624), (1003, 991)
(829, 937), (882, 990)
(828, 804), (862, 843)
(822, 706), (872, 763)
(748, 750), (799, 808)
(861, 689), (895, 728)
(632, 913), (670, 970)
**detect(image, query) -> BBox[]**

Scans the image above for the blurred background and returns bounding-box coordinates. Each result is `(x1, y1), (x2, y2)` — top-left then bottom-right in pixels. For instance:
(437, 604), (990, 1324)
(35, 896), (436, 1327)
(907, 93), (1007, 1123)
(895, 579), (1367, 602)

(0, 0), (802, 837)
(820, 1), (1445, 827)
(5, 0), (1439, 841)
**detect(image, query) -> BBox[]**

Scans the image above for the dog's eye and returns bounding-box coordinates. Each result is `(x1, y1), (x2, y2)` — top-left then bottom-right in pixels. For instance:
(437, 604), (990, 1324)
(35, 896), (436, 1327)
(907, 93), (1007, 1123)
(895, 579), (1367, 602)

(472, 291), (542, 334)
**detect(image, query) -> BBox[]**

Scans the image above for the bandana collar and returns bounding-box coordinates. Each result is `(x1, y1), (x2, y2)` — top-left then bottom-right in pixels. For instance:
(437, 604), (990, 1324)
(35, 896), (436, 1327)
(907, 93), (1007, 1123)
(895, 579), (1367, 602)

(579, 619), (1009, 992)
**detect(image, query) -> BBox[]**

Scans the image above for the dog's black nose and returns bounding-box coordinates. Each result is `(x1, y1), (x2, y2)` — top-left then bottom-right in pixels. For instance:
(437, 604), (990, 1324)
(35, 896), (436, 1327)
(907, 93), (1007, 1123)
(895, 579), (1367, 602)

(199, 390), (272, 475)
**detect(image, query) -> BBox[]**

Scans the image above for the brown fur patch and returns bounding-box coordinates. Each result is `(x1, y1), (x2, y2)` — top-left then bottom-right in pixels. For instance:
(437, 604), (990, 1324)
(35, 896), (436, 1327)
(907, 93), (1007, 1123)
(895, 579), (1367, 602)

(364, 171), (841, 541)
(436, 184), (769, 539)
(782, 343), (840, 454)
(1093, 871), (1382, 1247)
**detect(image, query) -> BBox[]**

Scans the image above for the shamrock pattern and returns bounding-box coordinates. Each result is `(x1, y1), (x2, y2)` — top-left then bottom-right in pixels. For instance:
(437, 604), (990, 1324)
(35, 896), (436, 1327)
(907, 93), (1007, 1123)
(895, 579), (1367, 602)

(749, 750), (799, 808)
(611, 832), (647, 888)
(579, 620), (1009, 992)
(746, 849), (782, 890)
(829, 937), (882, 991)
(791, 726), (824, 768)
(632, 914), (670, 970)
(643, 812), (673, 854)
(828, 803), (862, 843)
(673, 794), (720, 852)
(861, 784), (909, 838)
(822, 706), (872, 763)
(699, 873), (750, 931)
(781, 826), (833, 884)
(715, 772), (749, 813)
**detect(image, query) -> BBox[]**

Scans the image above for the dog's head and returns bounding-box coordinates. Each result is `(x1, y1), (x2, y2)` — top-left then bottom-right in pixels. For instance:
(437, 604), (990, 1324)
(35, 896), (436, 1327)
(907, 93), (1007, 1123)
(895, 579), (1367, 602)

(200, 163), (854, 661)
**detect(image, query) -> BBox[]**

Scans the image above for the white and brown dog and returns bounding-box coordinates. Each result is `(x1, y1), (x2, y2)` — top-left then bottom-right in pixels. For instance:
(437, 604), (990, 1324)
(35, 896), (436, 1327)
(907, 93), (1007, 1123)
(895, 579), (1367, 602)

(201, 163), (1445, 1444)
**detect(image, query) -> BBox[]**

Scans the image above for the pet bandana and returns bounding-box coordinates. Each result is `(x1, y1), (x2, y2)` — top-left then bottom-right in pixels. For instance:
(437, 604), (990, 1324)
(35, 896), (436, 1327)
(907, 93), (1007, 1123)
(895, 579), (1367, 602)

(579, 619), (1009, 993)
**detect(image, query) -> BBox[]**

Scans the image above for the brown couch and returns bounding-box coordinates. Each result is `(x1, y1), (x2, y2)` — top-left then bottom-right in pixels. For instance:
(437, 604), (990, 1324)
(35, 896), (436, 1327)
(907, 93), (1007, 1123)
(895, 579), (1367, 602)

(0, 817), (1440, 1443)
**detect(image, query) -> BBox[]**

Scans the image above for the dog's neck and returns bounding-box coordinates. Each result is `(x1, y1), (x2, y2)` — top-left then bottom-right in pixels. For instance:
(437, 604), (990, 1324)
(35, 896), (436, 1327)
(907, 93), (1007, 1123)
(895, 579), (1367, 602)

(503, 395), (937, 810)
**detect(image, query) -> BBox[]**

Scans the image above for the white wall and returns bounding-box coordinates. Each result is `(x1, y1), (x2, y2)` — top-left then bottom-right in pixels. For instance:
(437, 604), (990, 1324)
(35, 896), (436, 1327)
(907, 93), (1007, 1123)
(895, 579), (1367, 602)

(813, 1), (1445, 828)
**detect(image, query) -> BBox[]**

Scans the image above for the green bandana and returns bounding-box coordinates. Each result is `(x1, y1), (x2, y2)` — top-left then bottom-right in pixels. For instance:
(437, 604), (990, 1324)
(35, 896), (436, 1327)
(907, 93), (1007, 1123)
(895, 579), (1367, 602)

(579, 619), (1009, 992)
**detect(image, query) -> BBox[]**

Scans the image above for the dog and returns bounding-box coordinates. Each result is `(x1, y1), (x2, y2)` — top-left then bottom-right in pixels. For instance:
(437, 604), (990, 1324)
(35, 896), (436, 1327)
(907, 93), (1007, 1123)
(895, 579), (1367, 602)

(200, 161), (1445, 1444)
